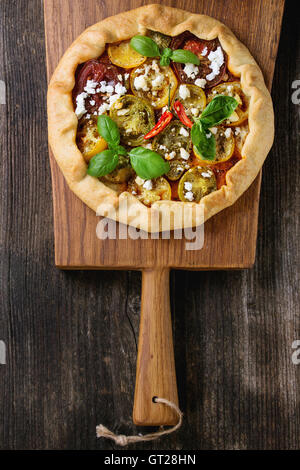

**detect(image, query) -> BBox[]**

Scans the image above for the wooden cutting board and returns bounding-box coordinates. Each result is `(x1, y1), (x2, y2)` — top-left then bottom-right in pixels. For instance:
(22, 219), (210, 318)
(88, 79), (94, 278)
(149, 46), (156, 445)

(44, 0), (284, 426)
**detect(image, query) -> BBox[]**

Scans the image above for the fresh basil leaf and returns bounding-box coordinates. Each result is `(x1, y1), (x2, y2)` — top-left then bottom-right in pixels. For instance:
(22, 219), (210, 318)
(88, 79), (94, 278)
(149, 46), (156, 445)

(199, 95), (238, 128)
(191, 122), (216, 161)
(170, 49), (200, 65)
(129, 147), (170, 179)
(115, 145), (127, 156)
(87, 150), (119, 177)
(130, 35), (160, 58)
(160, 55), (170, 66)
(97, 115), (120, 148)
(160, 48), (173, 66)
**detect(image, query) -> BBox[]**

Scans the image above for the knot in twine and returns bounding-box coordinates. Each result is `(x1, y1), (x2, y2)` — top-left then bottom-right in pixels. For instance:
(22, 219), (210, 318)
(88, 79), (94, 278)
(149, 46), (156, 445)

(96, 397), (183, 446)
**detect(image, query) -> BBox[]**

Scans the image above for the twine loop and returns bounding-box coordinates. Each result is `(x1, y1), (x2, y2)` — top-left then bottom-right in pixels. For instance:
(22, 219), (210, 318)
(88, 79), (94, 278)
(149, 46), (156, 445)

(96, 397), (183, 446)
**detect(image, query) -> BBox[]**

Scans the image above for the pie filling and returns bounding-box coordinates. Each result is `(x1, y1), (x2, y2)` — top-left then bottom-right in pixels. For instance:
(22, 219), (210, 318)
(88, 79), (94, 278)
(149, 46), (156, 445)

(73, 31), (249, 206)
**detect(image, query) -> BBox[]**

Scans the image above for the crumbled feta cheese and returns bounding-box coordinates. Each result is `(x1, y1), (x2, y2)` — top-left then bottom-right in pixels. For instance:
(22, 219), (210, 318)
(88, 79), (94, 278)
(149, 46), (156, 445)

(161, 106), (168, 114)
(206, 47), (224, 81)
(195, 78), (207, 88)
(191, 107), (199, 116)
(117, 74), (123, 81)
(143, 180), (153, 190)
(152, 73), (164, 88)
(132, 190), (137, 195)
(108, 94), (121, 107)
(159, 144), (168, 151)
(201, 171), (212, 178)
(185, 191), (194, 201)
(179, 84), (191, 100)
(183, 63), (199, 79)
(117, 108), (130, 116)
(114, 82), (127, 95)
(89, 99), (95, 106)
(179, 147), (190, 160)
(209, 127), (218, 135)
(98, 102), (109, 115)
(151, 60), (160, 73)
(224, 128), (232, 138)
(75, 92), (88, 119)
(134, 75), (149, 91)
(165, 151), (176, 160)
(105, 85), (114, 95)
(143, 143), (152, 150)
(184, 182), (193, 191)
(124, 73), (130, 80)
(135, 176), (145, 186)
(84, 80), (98, 94)
(201, 47), (208, 56)
(206, 132), (212, 139)
(180, 127), (189, 137)
(235, 127), (241, 136)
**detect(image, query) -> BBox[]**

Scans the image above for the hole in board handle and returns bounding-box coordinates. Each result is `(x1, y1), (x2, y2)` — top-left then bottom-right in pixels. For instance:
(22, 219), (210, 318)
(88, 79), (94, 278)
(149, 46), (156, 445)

(152, 396), (158, 403)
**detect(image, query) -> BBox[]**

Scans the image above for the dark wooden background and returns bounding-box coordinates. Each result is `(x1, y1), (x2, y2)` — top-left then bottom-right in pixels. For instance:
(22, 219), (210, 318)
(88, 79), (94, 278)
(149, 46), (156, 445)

(0, 0), (299, 450)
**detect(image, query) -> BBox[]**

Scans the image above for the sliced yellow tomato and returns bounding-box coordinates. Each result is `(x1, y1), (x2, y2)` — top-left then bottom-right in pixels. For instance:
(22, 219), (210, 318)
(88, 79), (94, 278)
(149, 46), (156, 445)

(77, 117), (108, 162)
(234, 122), (249, 154)
(172, 84), (206, 119)
(178, 167), (217, 203)
(207, 81), (249, 127)
(130, 59), (178, 109)
(193, 126), (235, 164)
(128, 176), (171, 207)
(108, 40), (146, 68)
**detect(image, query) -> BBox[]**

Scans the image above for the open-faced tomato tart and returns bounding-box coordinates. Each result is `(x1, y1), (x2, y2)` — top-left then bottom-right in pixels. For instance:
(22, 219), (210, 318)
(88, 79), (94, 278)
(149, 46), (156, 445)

(48, 4), (274, 232)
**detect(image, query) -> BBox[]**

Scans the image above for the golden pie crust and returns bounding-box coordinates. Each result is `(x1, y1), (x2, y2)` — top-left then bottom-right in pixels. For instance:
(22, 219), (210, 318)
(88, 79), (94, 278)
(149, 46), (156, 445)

(47, 4), (274, 232)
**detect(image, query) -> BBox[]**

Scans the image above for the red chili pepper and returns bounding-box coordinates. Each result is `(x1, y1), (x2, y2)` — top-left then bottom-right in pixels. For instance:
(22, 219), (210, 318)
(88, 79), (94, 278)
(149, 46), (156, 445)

(144, 110), (173, 139)
(173, 100), (193, 128)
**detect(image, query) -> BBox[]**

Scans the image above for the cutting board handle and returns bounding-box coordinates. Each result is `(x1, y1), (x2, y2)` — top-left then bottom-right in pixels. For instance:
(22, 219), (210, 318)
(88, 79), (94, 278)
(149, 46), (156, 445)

(133, 268), (179, 426)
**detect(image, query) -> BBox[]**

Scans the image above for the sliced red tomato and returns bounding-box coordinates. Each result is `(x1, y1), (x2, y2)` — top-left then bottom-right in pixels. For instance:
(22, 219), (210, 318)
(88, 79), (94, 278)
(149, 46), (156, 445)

(170, 32), (227, 88)
(72, 56), (129, 115)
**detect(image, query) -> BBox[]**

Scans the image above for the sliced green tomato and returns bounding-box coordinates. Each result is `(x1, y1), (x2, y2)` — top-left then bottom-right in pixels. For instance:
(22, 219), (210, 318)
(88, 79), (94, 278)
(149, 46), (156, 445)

(207, 81), (249, 127)
(193, 126), (235, 164)
(110, 95), (155, 146)
(101, 155), (134, 184)
(172, 84), (206, 119)
(178, 167), (217, 203)
(128, 176), (171, 207)
(130, 59), (178, 109)
(77, 116), (108, 162)
(152, 120), (191, 180)
(147, 30), (172, 49)
(165, 160), (187, 181)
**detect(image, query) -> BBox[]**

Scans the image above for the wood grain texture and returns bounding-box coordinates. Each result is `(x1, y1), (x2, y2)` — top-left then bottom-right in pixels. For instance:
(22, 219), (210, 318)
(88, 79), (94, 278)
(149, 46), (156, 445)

(0, 0), (299, 451)
(44, 0), (284, 270)
(133, 269), (178, 425)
